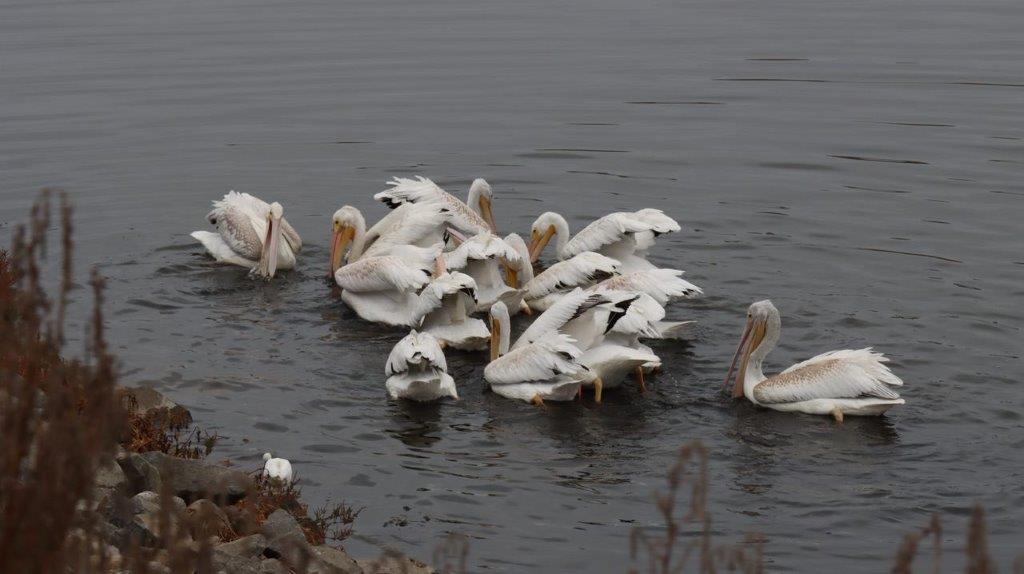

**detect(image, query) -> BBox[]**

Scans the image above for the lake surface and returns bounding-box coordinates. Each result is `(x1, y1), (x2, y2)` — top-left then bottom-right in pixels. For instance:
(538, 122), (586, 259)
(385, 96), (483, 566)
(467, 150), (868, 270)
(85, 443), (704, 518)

(2, 0), (1022, 571)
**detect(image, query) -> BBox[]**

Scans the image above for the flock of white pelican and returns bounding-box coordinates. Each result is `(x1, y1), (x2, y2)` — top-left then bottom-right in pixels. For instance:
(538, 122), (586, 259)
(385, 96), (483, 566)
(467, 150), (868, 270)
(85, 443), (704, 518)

(192, 177), (906, 421)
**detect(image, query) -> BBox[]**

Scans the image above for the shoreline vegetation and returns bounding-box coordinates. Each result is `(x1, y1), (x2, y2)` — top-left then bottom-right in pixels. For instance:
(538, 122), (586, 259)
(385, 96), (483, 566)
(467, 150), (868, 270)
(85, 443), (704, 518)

(0, 191), (1014, 573)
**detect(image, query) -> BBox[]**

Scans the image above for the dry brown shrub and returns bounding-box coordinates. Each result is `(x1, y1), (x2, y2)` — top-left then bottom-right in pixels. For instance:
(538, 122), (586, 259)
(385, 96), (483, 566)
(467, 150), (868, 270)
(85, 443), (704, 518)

(629, 441), (763, 574)
(231, 473), (361, 546)
(119, 391), (218, 459)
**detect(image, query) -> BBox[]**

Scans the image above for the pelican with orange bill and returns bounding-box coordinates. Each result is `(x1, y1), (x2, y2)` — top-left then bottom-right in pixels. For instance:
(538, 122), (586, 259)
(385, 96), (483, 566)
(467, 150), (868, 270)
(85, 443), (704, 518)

(724, 300), (906, 422)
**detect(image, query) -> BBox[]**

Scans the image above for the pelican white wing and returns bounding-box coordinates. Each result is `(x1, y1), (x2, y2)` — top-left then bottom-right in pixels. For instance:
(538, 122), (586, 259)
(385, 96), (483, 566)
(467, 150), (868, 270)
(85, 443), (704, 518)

(333, 255), (433, 294)
(513, 289), (608, 350)
(375, 176), (491, 235)
(443, 233), (521, 311)
(523, 252), (619, 310)
(359, 201), (450, 259)
(630, 208), (680, 235)
(442, 232), (520, 270)
(484, 332), (586, 386)
(385, 331), (458, 401)
(562, 212), (651, 259)
(334, 244), (441, 326)
(754, 348), (903, 405)
(590, 268), (702, 305)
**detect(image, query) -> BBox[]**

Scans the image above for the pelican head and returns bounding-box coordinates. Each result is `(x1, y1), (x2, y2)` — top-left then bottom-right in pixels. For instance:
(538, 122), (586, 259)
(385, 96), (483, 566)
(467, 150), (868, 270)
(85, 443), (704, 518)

(528, 212), (565, 263)
(469, 178), (498, 233)
(488, 301), (511, 362)
(724, 300), (780, 398)
(330, 206), (363, 275)
(263, 452), (273, 461)
(502, 233), (532, 287)
(254, 202), (284, 279)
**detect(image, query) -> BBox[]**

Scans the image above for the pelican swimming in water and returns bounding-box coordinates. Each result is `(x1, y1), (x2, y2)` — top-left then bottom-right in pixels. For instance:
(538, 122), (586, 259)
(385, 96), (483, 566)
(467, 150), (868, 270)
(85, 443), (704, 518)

(418, 270), (490, 350)
(374, 176), (498, 235)
(442, 232), (523, 312)
(504, 233), (620, 312)
(483, 301), (590, 404)
(191, 191), (302, 278)
(333, 243), (441, 326)
(385, 330), (458, 401)
(513, 288), (660, 400)
(528, 208), (680, 273)
(725, 300), (906, 421)
(329, 202), (449, 273)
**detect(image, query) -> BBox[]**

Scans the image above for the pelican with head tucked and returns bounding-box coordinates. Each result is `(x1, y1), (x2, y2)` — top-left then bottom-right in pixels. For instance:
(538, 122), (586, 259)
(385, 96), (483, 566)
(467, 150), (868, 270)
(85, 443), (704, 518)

(191, 191), (302, 279)
(442, 232), (523, 312)
(417, 270), (490, 350)
(333, 243), (441, 327)
(512, 288), (660, 401)
(374, 176), (497, 235)
(385, 330), (459, 401)
(725, 300), (906, 421)
(528, 208), (680, 273)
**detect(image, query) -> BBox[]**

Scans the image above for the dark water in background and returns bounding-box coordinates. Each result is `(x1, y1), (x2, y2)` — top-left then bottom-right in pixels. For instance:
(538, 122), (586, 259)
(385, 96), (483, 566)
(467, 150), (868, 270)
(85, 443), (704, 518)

(2, 0), (1023, 570)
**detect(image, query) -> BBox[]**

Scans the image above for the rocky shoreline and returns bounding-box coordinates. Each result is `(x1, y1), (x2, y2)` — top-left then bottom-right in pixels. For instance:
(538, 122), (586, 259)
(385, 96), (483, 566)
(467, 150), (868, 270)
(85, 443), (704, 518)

(92, 386), (433, 574)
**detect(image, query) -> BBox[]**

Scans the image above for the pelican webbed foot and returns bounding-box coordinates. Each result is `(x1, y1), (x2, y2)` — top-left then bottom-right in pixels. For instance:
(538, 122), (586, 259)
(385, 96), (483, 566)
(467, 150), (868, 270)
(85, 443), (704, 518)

(831, 407), (844, 423)
(635, 366), (647, 393)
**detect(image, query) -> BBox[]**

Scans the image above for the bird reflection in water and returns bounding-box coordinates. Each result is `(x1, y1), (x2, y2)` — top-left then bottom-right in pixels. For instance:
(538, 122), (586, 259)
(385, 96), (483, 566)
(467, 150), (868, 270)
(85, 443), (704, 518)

(385, 400), (446, 448)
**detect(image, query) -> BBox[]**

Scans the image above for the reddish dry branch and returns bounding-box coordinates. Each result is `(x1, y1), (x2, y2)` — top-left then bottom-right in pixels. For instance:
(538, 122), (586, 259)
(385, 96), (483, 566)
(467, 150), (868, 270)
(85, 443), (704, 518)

(0, 191), (123, 573)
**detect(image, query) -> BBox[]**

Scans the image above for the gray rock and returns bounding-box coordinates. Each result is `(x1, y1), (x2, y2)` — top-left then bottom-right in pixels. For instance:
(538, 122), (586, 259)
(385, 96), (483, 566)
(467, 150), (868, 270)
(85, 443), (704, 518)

(260, 509), (311, 565)
(138, 451), (251, 504)
(211, 551), (263, 574)
(80, 459), (126, 513)
(119, 386), (192, 425)
(312, 545), (363, 574)
(95, 458), (127, 493)
(357, 556), (434, 574)
(258, 558), (289, 574)
(216, 534), (268, 560)
(119, 452), (163, 495)
(187, 498), (235, 541)
(224, 504), (260, 537)
(129, 490), (186, 514)
(124, 491), (187, 547)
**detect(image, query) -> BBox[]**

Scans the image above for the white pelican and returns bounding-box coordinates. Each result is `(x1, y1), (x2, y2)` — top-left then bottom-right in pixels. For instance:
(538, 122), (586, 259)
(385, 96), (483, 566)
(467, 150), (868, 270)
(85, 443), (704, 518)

(329, 202), (448, 273)
(385, 330), (458, 401)
(725, 300), (906, 421)
(374, 176), (497, 235)
(586, 290), (674, 386)
(514, 288), (661, 400)
(191, 192), (302, 278)
(262, 453), (293, 483)
(483, 301), (590, 404)
(442, 232), (523, 312)
(528, 208), (680, 273)
(504, 233), (619, 312)
(333, 244), (440, 326)
(418, 271), (490, 350)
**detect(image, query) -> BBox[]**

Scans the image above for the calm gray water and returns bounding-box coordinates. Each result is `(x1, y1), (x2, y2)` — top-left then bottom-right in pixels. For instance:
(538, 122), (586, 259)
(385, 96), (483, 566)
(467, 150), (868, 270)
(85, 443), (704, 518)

(2, 0), (1022, 571)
